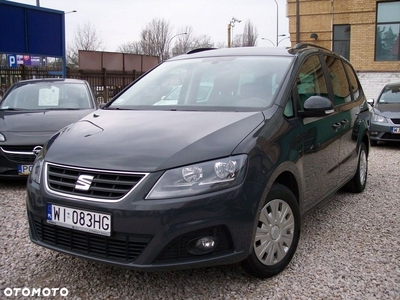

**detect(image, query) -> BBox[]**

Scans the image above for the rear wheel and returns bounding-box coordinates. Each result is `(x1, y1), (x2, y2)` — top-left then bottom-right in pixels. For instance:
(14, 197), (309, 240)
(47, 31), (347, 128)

(240, 183), (300, 278)
(343, 142), (368, 193)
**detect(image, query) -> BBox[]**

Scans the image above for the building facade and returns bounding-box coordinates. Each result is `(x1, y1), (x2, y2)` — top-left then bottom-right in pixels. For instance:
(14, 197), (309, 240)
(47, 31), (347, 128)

(286, 0), (400, 98)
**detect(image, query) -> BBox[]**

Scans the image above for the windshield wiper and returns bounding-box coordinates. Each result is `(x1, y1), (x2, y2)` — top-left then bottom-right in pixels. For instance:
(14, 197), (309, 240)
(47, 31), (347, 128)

(45, 107), (80, 110)
(0, 108), (27, 111)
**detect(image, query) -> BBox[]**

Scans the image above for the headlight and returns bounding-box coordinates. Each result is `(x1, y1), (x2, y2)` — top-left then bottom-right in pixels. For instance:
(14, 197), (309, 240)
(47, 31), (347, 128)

(372, 114), (388, 123)
(30, 150), (45, 184)
(30, 158), (44, 184)
(0, 132), (5, 142)
(147, 154), (248, 199)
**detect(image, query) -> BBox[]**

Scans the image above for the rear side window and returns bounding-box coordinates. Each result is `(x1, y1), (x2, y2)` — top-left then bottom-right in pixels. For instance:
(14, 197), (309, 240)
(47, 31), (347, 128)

(324, 56), (352, 105)
(343, 62), (361, 101)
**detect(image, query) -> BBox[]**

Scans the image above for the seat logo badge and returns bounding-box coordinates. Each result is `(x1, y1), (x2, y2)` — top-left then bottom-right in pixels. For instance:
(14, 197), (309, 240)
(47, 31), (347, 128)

(75, 175), (94, 191)
(32, 146), (43, 157)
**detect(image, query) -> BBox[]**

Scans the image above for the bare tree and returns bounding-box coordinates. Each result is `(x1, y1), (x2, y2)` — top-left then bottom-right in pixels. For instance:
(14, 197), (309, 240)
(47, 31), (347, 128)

(117, 22), (215, 60)
(67, 22), (104, 68)
(139, 19), (173, 62)
(117, 41), (143, 54)
(232, 20), (258, 47)
(242, 20), (258, 47)
(171, 26), (214, 57)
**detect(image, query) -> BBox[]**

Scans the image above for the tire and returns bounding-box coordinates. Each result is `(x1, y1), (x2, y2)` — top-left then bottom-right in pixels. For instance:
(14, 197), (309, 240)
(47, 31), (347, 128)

(240, 183), (300, 278)
(343, 142), (368, 193)
(370, 140), (377, 146)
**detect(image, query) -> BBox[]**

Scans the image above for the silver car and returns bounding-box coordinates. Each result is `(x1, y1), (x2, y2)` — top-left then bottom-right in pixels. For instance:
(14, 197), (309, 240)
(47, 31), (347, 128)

(368, 82), (400, 145)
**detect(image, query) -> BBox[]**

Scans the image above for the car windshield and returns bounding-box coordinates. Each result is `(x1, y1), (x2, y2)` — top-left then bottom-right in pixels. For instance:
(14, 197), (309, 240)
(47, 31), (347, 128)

(109, 56), (293, 111)
(378, 87), (400, 104)
(0, 82), (94, 110)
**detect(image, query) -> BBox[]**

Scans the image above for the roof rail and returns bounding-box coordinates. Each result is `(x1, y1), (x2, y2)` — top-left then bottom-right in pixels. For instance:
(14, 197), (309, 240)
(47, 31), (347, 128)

(292, 43), (330, 51)
(186, 48), (216, 54)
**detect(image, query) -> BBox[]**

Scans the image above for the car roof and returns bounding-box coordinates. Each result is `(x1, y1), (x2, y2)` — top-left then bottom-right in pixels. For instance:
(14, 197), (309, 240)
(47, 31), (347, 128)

(13, 78), (88, 85)
(383, 82), (400, 89)
(168, 43), (340, 61)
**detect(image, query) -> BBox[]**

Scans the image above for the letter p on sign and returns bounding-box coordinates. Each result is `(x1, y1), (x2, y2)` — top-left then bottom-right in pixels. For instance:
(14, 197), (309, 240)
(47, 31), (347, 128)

(7, 54), (17, 68)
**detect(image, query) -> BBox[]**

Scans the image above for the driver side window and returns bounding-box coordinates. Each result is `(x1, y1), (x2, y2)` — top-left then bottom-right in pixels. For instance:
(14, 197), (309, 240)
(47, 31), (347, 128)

(296, 55), (329, 110)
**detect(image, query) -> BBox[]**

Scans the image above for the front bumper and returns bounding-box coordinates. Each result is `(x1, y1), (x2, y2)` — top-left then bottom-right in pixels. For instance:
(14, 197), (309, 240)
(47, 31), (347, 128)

(0, 146), (36, 178)
(26, 178), (261, 271)
(370, 122), (400, 143)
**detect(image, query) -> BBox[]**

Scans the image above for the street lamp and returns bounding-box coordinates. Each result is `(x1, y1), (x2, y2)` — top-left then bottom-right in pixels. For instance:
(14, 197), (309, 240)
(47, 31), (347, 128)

(65, 10), (77, 14)
(273, 0), (278, 47)
(277, 36), (290, 46)
(227, 17), (241, 48)
(163, 32), (187, 61)
(262, 34), (286, 47)
(261, 38), (275, 46)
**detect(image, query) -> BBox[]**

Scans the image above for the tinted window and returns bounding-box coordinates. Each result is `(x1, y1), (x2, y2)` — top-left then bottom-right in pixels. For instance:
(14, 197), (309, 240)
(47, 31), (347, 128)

(324, 56), (352, 105)
(343, 61), (361, 100)
(296, 55), (328, 109)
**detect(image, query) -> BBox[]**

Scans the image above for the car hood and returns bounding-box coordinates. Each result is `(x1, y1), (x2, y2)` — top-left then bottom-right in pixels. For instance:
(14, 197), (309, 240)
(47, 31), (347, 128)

(374, 103), (400, 118)
(45, 110), (264, 172)
(0, 110), (94, 132)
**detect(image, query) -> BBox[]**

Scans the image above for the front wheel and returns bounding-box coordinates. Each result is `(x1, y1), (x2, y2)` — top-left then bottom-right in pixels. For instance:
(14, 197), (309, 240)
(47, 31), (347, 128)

(240, 183), (300, 278)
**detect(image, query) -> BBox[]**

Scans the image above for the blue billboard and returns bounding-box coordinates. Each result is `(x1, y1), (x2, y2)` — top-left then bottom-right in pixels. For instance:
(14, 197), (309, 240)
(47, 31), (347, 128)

(0, 0), (66, 76)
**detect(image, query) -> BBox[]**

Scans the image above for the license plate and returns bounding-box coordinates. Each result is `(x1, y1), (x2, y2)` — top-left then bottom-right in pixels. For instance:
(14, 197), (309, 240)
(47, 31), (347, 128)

(46, 204), (111, 236)
(17, 164), (32, 175)
(391, 127), (400, 134)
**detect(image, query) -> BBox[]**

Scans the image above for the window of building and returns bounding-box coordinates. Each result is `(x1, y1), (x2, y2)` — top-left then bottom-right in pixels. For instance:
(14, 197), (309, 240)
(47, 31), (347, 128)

(375, 1), (400, 61)
(333, 25), (350, 60)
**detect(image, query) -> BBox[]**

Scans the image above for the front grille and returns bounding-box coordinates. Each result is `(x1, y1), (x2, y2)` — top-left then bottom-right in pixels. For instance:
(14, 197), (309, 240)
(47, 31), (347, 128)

(33, 216), (152, 262)
(391, 118), (400, 125)
(0, 146), (36, 164)
(381, 133), (400, 141)
(46, 163), (147, 200)
(155, 226), (234, 263)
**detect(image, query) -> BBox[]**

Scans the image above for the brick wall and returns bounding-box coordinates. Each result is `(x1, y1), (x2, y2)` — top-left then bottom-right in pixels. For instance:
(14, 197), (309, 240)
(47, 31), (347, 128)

(286, 0), (400, 73)
(358, 72), (400, 99)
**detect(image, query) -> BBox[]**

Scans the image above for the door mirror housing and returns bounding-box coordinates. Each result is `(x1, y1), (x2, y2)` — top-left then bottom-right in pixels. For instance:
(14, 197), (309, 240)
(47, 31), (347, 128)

(298, 96), (334, 118)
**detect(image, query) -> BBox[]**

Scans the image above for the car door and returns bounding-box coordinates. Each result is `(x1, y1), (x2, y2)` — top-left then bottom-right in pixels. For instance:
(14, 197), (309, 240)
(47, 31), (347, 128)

(322, 55), (363, 184)
(295, 54), (341, 211)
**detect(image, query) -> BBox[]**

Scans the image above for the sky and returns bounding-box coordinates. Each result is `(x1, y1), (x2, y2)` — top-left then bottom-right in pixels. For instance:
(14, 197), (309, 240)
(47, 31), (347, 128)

(9, 0), (291, 52)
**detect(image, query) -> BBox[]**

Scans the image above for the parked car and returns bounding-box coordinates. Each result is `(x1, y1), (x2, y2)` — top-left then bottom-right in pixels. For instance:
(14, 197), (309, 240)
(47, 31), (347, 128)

(0, 78), (98, 178)
(26, 44), (370, 278)
(368, 82), (400, 145)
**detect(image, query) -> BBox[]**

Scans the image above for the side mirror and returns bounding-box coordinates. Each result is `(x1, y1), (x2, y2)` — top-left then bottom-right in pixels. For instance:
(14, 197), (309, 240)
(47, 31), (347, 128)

(367, 98), (374, 107)
(298, 96), (334, 118)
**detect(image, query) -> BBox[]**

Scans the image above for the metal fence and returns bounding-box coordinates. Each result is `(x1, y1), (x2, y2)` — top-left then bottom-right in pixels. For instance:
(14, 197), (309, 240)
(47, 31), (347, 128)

(0, 66), (145, 103)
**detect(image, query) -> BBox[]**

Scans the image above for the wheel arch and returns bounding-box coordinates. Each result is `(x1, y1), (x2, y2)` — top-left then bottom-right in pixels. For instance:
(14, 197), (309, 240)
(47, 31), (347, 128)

(274, 171), (299, 204)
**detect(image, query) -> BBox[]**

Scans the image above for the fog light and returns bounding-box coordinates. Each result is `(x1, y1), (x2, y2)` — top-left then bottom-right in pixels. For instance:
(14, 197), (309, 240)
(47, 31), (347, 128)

(186, 237), (217, 255)
(371, 131), (379, 136)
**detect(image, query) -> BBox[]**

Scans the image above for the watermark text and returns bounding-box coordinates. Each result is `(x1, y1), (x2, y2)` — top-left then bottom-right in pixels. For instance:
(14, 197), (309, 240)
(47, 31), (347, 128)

(3, 287), (69, 297)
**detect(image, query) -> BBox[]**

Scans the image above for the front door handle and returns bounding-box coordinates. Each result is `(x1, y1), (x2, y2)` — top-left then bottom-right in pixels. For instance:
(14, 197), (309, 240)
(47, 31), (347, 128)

(341, 119), (349, 125)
